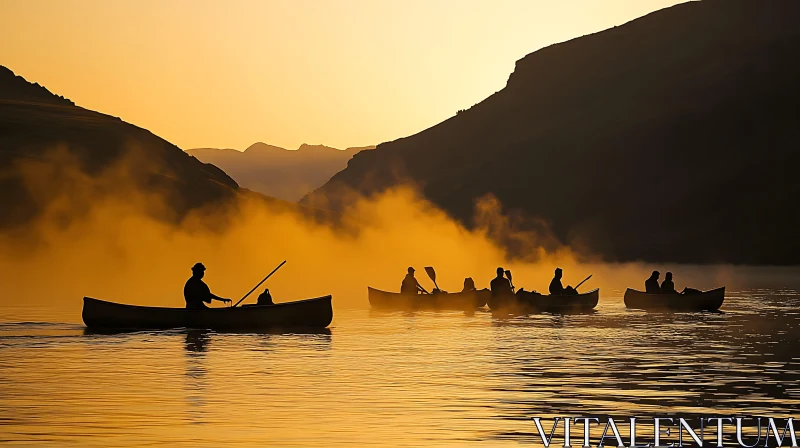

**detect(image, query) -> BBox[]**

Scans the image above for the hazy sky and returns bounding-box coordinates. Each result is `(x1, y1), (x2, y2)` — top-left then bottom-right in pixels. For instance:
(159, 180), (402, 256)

(1, 0), (685, 150)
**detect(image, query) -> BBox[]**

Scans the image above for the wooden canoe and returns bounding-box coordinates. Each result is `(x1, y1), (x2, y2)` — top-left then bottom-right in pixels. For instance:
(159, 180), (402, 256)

(488, 288), (600, 314)
(82, 295), (333, 330)
(367, 287), (490, 310)
(623, 287), (725, 311)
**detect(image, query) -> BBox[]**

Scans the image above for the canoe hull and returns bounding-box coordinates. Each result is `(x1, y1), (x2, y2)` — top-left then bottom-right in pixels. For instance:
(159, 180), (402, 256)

(623, 287), (725, 311)
(82, 296), (333, 330)
(488, 288), (600, 314)
(367, 287), (490, 310)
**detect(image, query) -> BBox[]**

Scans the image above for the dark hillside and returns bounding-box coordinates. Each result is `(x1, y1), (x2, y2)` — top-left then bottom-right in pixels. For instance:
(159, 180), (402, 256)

(307, 0), (800, 264)
(0, 66), (239, 228)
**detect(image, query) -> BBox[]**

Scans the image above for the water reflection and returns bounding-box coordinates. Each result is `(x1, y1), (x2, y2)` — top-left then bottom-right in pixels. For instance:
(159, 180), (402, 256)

(482, 292), (800, 444)
(0, 290), (797, 447)
(184, 329), (210, 353)
(183, 330), (209, 425)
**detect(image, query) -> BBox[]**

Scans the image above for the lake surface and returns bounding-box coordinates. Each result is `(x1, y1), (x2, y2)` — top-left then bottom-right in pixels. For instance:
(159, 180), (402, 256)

(1, 289), (798, 447)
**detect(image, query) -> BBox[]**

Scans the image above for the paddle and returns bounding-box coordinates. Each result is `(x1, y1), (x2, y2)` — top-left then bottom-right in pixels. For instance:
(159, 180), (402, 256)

(505, 269), (515, 291)
(424, 266), (440, 292)
(574, 274), (593, 291)
(233, 260), (287, 307)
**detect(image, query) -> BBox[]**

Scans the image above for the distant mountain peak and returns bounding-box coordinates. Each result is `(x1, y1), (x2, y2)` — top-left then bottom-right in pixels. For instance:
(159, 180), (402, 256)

(188, 142), (376, 201)
(244, 142), (289, 153)
(297, 143), (340, 152)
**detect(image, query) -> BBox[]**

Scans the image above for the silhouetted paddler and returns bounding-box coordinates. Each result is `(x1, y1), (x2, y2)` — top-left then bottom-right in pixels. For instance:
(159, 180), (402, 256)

(645, 270), (661, 293)
(549, 267), (577, 295)
(661, 272), (678, 294)
(462, 277), (476, 292)
(401, 267), (428, 294)
(183, 263), (232, 309)
(490, 267), (513, 297)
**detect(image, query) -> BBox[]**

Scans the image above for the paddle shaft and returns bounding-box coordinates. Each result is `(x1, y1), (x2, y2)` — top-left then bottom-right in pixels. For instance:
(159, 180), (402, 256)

(574, 274), (592, 290)
(233, 260), (287, 307)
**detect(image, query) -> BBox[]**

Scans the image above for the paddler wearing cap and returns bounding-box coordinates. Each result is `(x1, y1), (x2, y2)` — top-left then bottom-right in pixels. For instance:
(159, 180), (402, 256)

(183, 262), (232, 309)
(400, 266), (428, 295)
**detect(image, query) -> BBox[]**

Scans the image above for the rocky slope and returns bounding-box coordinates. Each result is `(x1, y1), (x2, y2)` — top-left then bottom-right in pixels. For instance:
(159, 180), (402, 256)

(0, 66), (241, 228)
(306, 0), (800, 264)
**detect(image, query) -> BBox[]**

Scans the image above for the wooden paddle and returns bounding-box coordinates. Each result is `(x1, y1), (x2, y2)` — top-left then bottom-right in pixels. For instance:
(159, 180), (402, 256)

(504, 269), (514, 291)
(574, 274), (593, 291)
(233, 260), (287, 307)
(424, 266), (440, 292)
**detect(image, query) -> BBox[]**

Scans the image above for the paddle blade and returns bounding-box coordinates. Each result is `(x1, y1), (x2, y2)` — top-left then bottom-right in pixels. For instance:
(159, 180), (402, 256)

(424, 266), (437, 283)
(504, 270), (513, 283)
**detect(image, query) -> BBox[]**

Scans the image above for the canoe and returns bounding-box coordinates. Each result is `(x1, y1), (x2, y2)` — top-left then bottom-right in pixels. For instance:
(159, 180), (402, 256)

(488, 288), (600, 314)
(367, 287), (490, 310)
(82, 295), (333, 330)
(623, 287), (725, 311)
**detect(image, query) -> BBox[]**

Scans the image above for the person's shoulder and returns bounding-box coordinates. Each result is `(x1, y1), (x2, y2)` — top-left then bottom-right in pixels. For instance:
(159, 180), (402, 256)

(185, 276), (204, 287)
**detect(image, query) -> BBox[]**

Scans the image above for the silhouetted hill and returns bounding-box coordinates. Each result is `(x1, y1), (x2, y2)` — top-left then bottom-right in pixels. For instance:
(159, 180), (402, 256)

(0, 66), (242, 228)
(188, 143), (372, 201)
(306, 0), (800, 264)
(0, 66), (74, 106)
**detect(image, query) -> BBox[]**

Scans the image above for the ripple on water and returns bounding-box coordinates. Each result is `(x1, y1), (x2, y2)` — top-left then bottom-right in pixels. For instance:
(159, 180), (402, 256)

(0, 290), (797, 446)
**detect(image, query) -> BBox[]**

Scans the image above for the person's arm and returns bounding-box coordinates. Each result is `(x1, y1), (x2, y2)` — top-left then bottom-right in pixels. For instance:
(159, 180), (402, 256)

(210, 293), (232, 304)
(415, 280), (429, 294)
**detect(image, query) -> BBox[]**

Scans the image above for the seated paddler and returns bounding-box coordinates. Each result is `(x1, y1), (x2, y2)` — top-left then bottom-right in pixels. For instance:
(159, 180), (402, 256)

(645, 270), (661, 293)
(490, 267), (514, 297)
(661, 272), (700, 295)
(401, 267), (428, 295)
(462, 277), (476, 292)
(660, 272), (678, 294)
(549, 267), (577, 295)
(184, 263), (232, 309)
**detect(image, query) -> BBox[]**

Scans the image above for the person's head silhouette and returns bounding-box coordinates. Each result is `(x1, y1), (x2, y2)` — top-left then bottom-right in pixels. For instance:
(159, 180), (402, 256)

(651, 270), (660, 279)
(496, 267), (504, 277)
(191, 262), (206, 279)
(665, 272), (673, 281)
(407, 267), (415, 275)
(554, 267), (563, 279)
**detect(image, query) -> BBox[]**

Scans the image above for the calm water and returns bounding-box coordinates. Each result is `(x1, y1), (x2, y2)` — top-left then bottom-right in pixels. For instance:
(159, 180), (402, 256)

(1, 290), (799, 447)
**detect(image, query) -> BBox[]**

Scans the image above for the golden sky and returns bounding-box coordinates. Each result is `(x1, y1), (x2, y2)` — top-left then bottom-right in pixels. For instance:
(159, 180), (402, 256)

(0, 0), (684, 151)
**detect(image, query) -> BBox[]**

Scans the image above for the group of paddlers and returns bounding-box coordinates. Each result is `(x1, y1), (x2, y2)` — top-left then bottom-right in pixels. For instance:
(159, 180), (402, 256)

(644, 270), (699, 295)
(401, 266), (583, 297)
(401, 266), (701, 298)
(401, 266), (485, 295)
(490, 267), (582, 297)
(183, 262), (700, 310)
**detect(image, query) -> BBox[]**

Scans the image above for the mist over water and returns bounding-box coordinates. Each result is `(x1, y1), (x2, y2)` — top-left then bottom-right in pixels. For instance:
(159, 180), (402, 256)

(2, 148), (799, 312)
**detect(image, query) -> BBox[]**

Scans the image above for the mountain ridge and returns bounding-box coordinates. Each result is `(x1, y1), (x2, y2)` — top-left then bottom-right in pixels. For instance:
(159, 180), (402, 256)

(0, 65), (245, 229)
(306, 0), (800, 264)
(188, 143), (374, 201)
